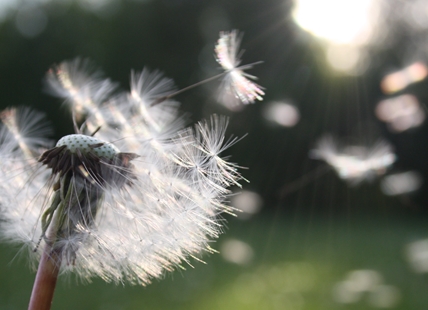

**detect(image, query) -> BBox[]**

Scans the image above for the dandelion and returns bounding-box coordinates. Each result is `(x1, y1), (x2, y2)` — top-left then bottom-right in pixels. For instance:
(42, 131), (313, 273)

(215, 30), (265, 106)
(0, 58), (245, 309)
(310, 135), (396, 184)
(151, 30), (265, 107)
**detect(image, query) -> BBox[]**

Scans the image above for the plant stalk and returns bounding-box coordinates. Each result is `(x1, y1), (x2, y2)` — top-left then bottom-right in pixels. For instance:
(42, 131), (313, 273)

(28, 245), (61, 310)
(28, 208), (62, 310)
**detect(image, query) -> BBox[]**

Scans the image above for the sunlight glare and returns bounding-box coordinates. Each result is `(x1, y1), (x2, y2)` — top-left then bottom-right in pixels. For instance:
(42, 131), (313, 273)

(292, 0), (382, 74)
(293, 0), (377, 45)
(326, 45), (369, 74)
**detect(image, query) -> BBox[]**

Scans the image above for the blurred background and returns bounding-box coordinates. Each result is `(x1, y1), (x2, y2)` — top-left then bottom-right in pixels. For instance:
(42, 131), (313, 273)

(1, 0), (428, 309)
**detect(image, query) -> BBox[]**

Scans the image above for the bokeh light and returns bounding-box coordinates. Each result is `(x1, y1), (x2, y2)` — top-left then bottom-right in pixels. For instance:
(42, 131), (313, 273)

(368, 285), (401, 308)
(402, 0), (428, 30)
(381, 62), (428, 94)
(375, 94), (425, 132)
(0, 0), (125, 37)
(231, 190), (263, 220)
(333, 270), (400, 308)
(380, 171), (423, 196)
(15, 6), (48, 38)
(406, 239), (428, 273)
(220, 239), (254, 266)
(263, 101), (300, 127)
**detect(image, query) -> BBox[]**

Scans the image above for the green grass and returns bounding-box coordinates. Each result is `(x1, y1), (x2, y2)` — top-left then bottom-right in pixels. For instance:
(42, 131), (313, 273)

(1, 213), (427, 309)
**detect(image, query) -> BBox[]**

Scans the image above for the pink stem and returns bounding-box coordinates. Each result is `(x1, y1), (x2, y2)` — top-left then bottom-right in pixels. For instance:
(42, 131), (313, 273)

(28, 245), (61, 310)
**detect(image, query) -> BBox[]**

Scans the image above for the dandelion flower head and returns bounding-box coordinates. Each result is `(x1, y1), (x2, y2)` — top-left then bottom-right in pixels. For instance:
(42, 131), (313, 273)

(0, 58), (243, 285)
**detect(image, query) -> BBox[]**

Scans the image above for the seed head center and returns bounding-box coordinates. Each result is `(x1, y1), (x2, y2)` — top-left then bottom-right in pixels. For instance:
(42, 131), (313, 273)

(56, 134), (119, 159)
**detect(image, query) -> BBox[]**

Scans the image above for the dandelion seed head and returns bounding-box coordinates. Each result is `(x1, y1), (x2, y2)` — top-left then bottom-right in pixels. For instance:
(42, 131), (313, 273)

(0, 56), (245, 285)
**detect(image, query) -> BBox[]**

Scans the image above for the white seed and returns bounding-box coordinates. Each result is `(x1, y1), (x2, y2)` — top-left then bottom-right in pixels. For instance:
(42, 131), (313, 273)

(56, 134), (119, 158)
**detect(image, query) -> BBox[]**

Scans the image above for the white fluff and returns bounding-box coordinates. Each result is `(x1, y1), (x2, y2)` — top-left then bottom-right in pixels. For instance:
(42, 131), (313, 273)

(0, 60), (243, 285)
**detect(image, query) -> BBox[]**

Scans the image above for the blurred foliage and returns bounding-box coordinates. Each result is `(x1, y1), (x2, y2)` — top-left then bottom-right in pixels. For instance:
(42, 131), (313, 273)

(2, 214), (428, 309)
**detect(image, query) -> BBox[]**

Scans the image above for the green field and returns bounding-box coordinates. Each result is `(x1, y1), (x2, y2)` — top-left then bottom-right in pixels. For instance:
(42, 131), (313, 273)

(1, 212), (427, 310)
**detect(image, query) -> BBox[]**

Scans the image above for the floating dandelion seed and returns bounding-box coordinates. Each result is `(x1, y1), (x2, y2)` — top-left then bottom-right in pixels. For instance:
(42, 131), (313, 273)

(215, 30), (265, 106)
(310, 135), (396, 185)
(0, 57), (246, 309)
(150, 30), (265, 108)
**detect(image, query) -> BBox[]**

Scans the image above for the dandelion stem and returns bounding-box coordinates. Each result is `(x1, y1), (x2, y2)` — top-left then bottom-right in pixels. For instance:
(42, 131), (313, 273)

(151, 61), (263, 106)
(29, 208), (62, 310)
(28, 244), (61, 310)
